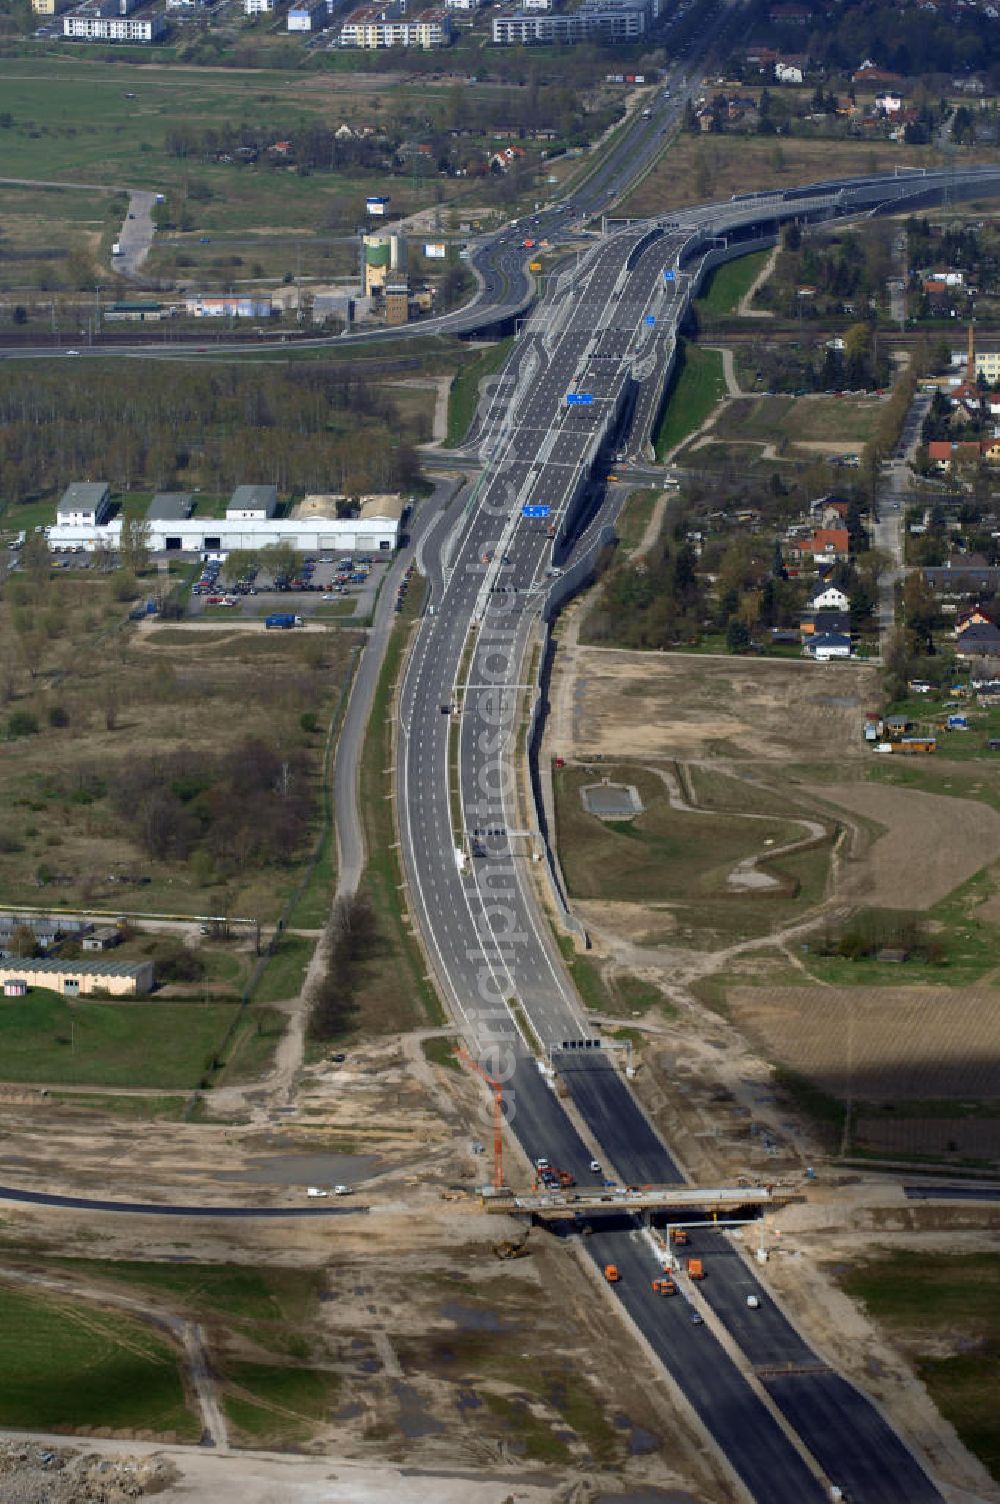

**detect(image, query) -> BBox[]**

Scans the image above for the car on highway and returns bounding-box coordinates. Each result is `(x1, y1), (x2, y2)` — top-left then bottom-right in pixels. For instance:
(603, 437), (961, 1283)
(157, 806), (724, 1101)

(305, 1187), (328, 1198)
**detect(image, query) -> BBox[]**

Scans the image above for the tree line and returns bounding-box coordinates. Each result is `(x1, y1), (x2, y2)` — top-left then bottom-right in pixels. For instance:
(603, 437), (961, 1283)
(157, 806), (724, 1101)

(0, 361), (422, 507)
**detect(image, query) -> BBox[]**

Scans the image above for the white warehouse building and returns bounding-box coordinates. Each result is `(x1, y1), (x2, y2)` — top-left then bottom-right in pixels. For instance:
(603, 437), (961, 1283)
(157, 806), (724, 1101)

(46, 484), (404, 555)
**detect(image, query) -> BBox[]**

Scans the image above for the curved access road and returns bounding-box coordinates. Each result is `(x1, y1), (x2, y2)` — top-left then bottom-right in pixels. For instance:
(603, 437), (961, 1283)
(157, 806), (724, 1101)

(0, 1185), (367, 1217)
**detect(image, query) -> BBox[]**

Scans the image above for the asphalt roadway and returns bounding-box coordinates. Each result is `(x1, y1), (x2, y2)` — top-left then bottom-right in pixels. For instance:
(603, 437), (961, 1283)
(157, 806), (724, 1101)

(0, 1185), (367, 1217)
(332, 474), (461, 899)
(391, 170), (998, 1500)
(904, 1184), (1000, 1201)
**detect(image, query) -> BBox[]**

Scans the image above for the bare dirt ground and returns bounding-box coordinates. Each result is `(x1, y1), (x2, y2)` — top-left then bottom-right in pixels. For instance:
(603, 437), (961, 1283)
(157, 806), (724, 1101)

(804, 782), (1000, 910)
(559, 645), (879, 764)
(0, 1435), (556, 1504)
(0, 1033), (725, 1502)
(726, 983), (1000, 1101)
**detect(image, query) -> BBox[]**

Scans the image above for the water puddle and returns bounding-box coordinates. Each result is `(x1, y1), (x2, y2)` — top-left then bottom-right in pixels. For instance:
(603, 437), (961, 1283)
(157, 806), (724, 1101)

(215, 1151), (379, 1187)
(392, 1380), (445, 1438)
(441, 1302), (520, 1333)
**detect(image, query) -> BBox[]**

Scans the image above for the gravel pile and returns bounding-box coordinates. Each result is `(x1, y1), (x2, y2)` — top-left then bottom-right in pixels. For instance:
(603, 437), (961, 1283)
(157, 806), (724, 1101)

(0, 1443), (176, 1504)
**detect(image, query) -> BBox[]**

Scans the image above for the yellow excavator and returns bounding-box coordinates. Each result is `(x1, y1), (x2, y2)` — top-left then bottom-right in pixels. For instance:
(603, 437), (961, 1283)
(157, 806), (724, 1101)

(493, 1227), (531, 1260)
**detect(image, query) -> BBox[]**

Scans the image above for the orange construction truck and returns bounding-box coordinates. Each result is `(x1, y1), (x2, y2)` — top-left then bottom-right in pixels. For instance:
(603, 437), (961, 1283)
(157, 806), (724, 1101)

(603, 1263), (621, 1283)
(651, 1276), (676, 1296)
(687, 1257), (705, 1281)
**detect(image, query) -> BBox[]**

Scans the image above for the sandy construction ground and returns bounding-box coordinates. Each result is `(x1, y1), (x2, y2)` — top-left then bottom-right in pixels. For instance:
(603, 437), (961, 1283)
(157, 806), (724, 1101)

(806, 782), (1000, 910)
(0, 1435), (559, 1504)
(562, 647), (880, 764)
(727, 984), (1000, 1100)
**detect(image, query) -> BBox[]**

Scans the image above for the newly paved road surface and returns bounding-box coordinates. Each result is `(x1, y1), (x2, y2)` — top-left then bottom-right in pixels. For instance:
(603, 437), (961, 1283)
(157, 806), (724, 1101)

(0, 1186), (367, 1217)
(389, 164), (1000, 1499)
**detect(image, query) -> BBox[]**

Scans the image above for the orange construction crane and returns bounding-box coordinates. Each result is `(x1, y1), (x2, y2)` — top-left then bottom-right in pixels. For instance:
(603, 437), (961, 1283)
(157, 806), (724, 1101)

(457, 1049), (505, 1192)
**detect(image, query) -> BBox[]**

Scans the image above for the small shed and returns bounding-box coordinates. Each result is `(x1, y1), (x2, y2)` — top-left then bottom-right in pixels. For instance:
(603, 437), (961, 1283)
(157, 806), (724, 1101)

(3, 979), (27, 998)
(82, 926), (123, 953)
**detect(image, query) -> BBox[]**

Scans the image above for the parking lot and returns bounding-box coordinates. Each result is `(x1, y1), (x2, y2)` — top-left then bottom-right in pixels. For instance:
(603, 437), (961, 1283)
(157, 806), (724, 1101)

(186, 550), (389, 622)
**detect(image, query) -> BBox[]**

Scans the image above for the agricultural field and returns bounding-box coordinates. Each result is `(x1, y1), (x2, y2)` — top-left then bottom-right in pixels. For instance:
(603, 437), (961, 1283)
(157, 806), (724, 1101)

(0, 1280), (197, 1438)
(729, 982), (1000, 1103)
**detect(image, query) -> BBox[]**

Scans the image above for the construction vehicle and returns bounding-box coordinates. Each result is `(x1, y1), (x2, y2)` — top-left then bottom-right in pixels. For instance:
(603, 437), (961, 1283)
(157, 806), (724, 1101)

(687, 1257), (705, 1281)
(651, 1276), (676, 1296)
(494, 1229), (530, 1261)
(670, 1228), (690, 1245)
(603, 1263), (621, 1283)
(557, 1169), (575, 1188)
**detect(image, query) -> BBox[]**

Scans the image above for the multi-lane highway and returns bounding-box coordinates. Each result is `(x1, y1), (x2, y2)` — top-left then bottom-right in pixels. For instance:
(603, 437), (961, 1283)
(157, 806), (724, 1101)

(392, 163), (1000, 1500)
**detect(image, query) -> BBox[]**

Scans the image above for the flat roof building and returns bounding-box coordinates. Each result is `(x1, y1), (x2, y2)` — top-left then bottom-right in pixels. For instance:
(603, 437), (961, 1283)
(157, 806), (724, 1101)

(47, 511), (402, 556)
(384, 282), (410, 325)
(63, 11), (167, 40)
(57, 482), (112, 527)
(339, 2), (452, 47)
(288, 0), (326, 26)
(147, 493), (194, 521)
(227, 484), (278, 520)
(0, 958), (154, 997)
(184, 294), (273, 319)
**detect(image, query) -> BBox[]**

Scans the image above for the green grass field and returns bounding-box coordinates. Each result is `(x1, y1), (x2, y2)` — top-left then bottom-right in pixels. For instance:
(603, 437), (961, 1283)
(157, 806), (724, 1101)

(723, 394), (880, 447)
(445, 337), (515, 448)
(222, 1360), (338, 1445)
(801, 870), (1000, 988)
(0, 58), (525, 248)
(46, 1258), (325, 1323)
(653, 343), (726, 460)
(422, 1035), (460, 1071)
(695, 249), (770, 316)
(868, 757), (1000, 811)
(554, 764), (803, 906)
(0, 1282), (196, 1436)
(3, 1257), (343, 1444)
(354, 575), (444, 1034)
(0, 992), (241, 1087)
(252, 933), (314, 1003)
(837, 1251), (1000, 1481)
(613, 488), (659, 553)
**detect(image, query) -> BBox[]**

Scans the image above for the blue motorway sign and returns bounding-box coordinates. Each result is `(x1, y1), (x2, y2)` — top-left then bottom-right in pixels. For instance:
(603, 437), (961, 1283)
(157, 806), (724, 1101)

(662, 269), (676, 284)
(566, 393), (594, 406)
(644, 314), (657, 326)
(523, 504), (550, 518)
